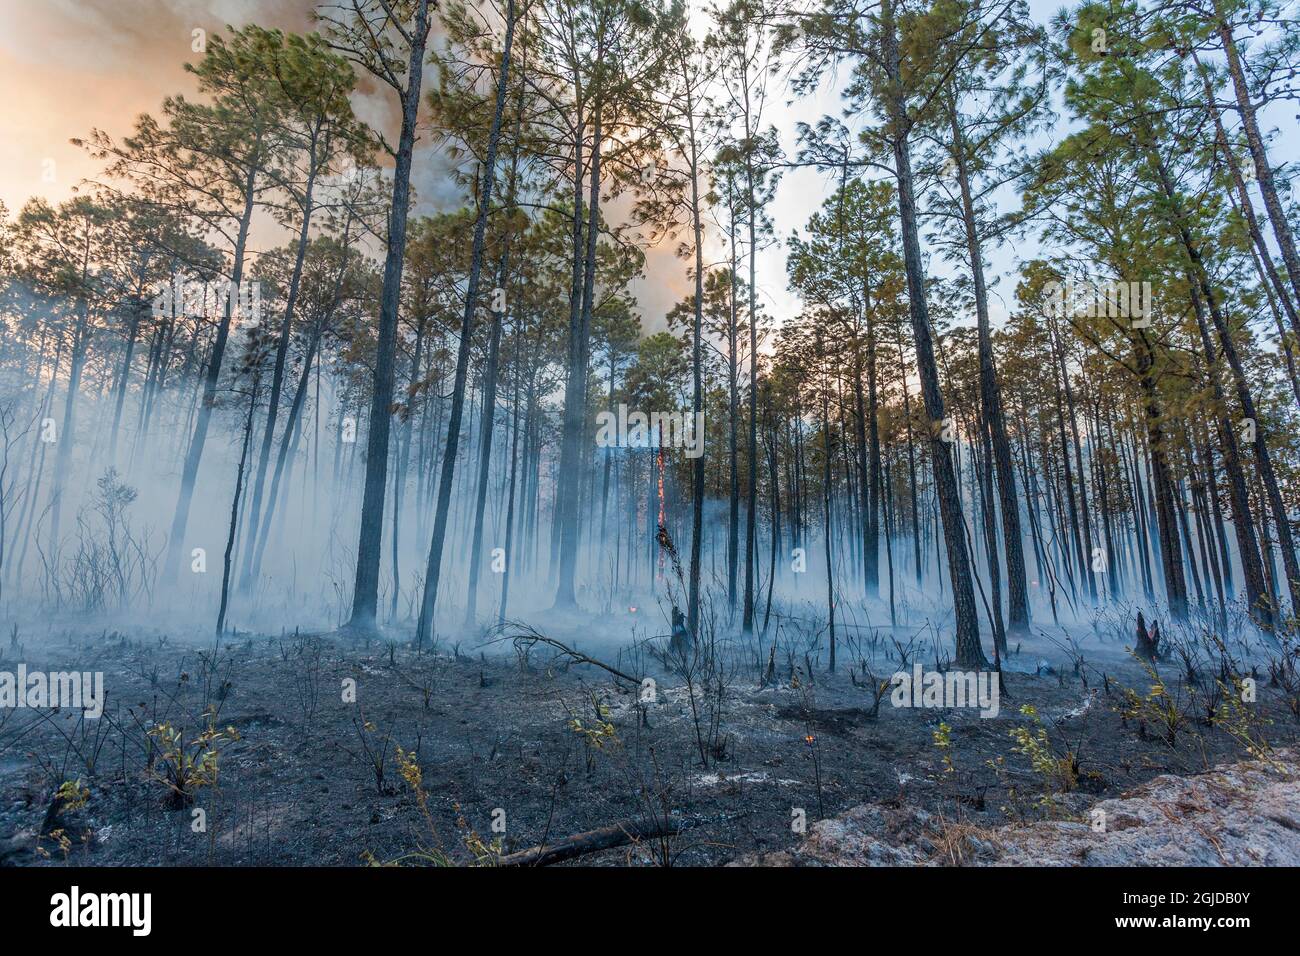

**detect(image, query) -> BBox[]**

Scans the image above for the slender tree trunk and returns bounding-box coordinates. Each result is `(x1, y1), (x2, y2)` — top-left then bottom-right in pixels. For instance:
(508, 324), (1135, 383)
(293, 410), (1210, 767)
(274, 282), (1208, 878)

(107, 301), (145, 464)
(48, 303), (89, 555)
(948, 104), (1029, 633)
(1149, 147), (1280, 621)
(348, 0), (432, 632)
(880, 0), (983, 667)
(240, 160), (319, 594)
(468, 59), (525, 626)
(741, 87), (759, 635)
(553, 66), (599, 609)
(165, 147), (260, 584)
(218, 375), (260, 635)
(820, 379), (836, 672)
(416, 2), (515, 645)
(251, 211), (356, 582)
(1217, 15), (1300, 313)
(727, 207), (740, 613)
(685, 62), (706, 636)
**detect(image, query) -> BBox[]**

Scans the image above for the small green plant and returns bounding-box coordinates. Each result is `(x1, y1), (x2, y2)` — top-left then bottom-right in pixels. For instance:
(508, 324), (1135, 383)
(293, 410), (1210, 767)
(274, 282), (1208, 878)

(1008, 704), (1078, 805)
(34, 779), (92, 861)
(367, 746), (455, 867)
(933, 721), (955, 774)
(56, 779), (90, 812)
(1211, 676), (1278, 767)
(340, 709), (395, 795)
(1118, 655), (1186, 746)
(1265, 640), (1300, 722)
(35, 828), (74, 861)
(147, 710), (238, 808)
(368, 747), (508, 868)
(453, 801), (503, 865)
(566, 691), (620, 774)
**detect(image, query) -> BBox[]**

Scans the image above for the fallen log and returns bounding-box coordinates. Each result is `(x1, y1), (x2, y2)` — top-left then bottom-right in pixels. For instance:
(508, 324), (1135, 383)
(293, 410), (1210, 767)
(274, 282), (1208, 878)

(495, 814), (691, 867)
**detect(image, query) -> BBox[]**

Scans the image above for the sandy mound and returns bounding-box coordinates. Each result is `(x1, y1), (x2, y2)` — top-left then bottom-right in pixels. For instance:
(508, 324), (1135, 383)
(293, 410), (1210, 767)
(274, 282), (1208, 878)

(738, 749), (1300, 866)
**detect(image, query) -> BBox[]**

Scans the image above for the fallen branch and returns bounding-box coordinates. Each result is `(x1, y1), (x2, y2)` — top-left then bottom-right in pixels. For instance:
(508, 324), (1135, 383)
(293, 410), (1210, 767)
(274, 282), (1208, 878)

(486, 622), (642, 687)
(495, 814), (692, 867)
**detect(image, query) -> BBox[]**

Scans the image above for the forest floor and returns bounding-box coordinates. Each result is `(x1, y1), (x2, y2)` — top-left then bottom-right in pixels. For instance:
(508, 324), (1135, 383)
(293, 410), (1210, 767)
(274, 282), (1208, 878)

(1, 604), (1298, 866)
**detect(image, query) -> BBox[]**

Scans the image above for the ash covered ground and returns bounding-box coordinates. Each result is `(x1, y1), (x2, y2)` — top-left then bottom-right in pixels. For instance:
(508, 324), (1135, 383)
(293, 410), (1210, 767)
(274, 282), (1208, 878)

(2, 601), (1297, 867)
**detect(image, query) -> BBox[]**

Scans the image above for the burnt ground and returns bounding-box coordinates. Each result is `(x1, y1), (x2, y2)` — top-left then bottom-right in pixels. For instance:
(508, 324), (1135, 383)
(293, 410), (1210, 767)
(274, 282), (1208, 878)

(1, 608), (1298, 867)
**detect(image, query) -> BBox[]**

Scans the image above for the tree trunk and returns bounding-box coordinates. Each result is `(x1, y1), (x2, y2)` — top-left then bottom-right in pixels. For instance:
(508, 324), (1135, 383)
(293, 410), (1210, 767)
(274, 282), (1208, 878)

(348, 0), (432, 632)
(948, 104), (1029, 633)
(416, 1), (515, 646)
(165, 147), (260, 585)
(240, 159), (319, 594)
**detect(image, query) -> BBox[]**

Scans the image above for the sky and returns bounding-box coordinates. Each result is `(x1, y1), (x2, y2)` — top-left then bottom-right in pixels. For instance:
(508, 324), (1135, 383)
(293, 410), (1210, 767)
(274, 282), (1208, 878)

(1, 0), (1295, 341)
(0, 0), (798, 329)
(0, 1), (308, 209)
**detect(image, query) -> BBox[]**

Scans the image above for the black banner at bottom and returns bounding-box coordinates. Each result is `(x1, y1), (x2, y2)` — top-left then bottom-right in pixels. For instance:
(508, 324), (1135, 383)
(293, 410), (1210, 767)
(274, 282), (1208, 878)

(0, 865), (1282, 941)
